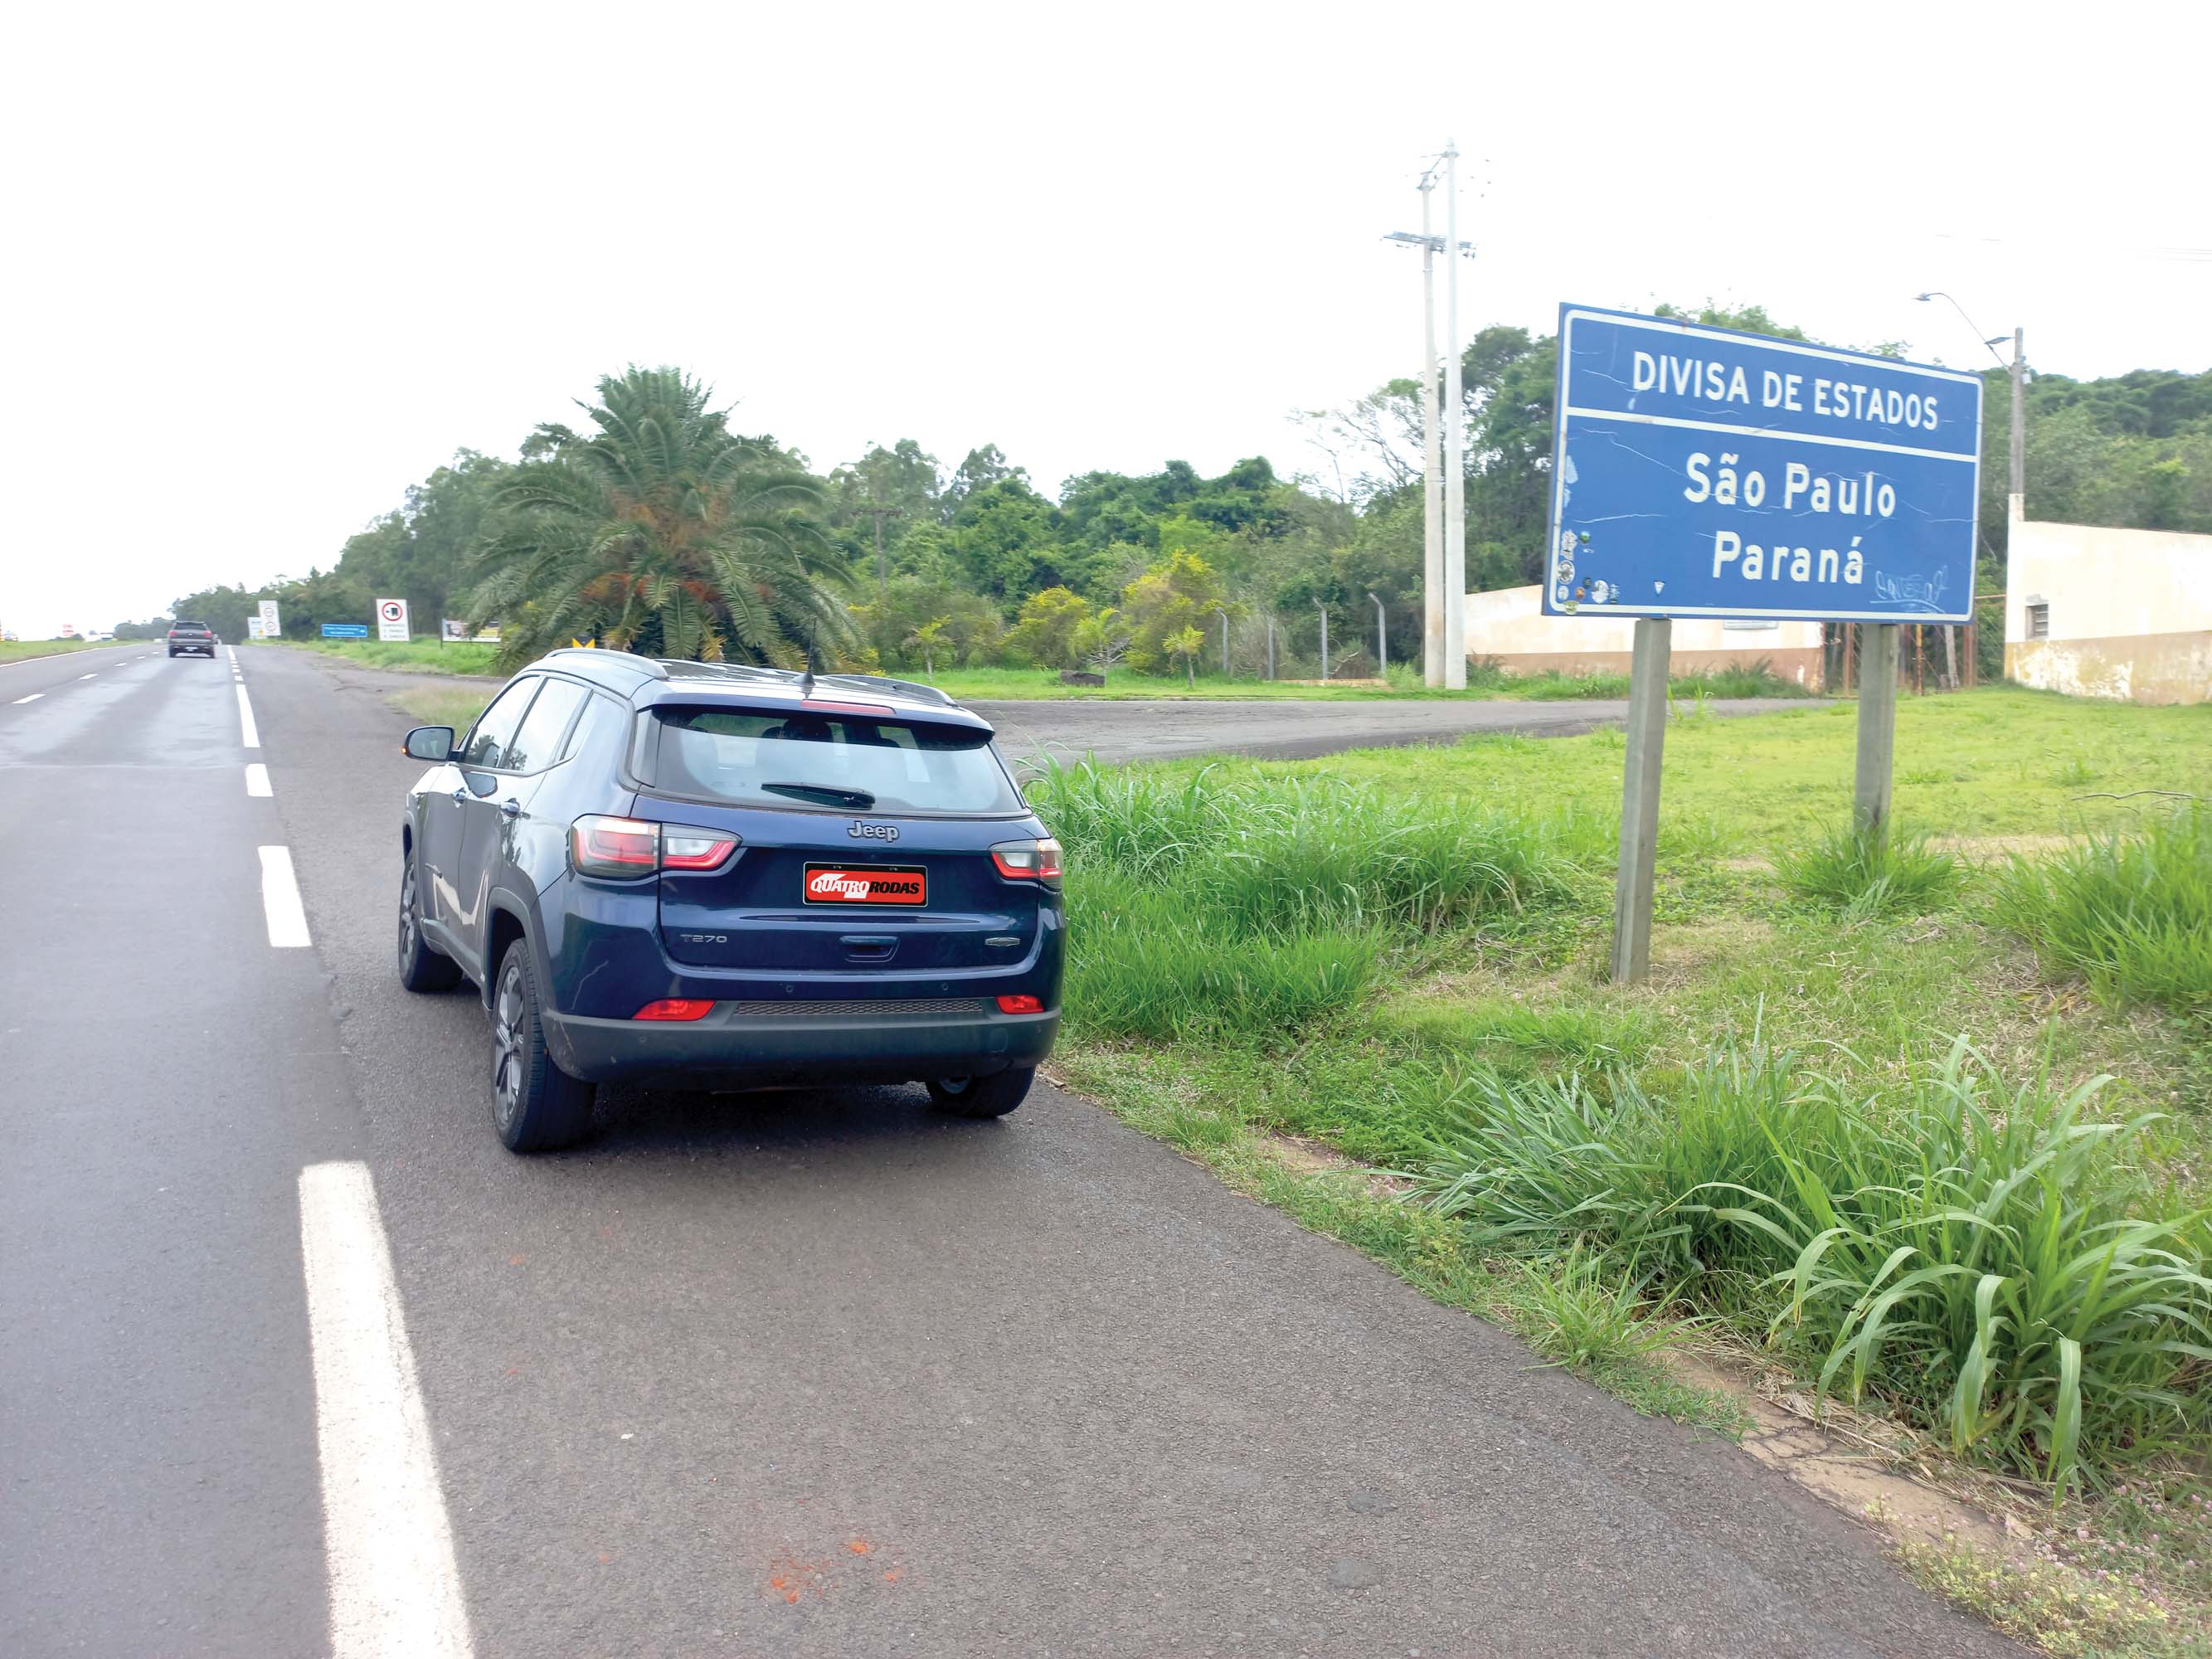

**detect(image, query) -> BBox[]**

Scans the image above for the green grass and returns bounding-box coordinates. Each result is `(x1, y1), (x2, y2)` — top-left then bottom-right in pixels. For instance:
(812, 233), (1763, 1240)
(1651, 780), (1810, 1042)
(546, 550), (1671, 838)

(1990, 806), (2212, 1017)
(263, 638), (503, 675)
(1411, 1039), (2211, 1490)
(391, 687), (493, 731)
(1776, 822), (1965, 920)
(1267, 686), (2212, 849)
(0, 639), (109, 664)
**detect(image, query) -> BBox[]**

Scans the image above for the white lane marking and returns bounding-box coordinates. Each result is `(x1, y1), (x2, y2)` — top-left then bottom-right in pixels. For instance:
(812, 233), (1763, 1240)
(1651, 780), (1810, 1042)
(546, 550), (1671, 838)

(258, 845), (313, 946)
(298, 1162), (477, 1659)
(246, 762), (272, 796)
(237, 684), (260, 748)
(79, 672), (98, 679)
(12, 693), (41, 704)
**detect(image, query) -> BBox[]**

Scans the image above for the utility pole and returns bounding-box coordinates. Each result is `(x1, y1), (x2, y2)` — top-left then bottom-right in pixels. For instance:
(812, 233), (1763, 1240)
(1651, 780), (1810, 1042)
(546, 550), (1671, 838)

(1419, 178), (1444, 687)
(861, 465), (901, 602)
(1441, 139), (1466, 688)
(1369, 591), (1388, 678)
(1315, 600), (1330, 681)
(1215, 607), (1230, 679)
(2009, 326), (2025, 512)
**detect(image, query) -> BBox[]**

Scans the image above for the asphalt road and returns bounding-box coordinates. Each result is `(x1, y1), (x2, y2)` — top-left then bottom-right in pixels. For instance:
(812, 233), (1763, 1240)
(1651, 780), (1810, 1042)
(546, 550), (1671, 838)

(294, 652), (1809, 767)
(0, 643), (2020, 1657)
(968, 693), (1811, 767)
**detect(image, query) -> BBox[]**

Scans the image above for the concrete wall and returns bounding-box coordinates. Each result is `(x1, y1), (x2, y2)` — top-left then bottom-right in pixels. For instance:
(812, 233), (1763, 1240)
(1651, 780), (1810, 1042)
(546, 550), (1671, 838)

(1464, 585), (1826, 688)
(2004, 507), (2212, 705)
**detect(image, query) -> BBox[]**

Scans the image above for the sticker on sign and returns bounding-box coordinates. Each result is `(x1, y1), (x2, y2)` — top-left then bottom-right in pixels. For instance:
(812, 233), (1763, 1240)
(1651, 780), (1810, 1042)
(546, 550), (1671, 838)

(1545, 305), (1982, 624)
(375, 597), (411, 643)
(803, 864), (927, 905)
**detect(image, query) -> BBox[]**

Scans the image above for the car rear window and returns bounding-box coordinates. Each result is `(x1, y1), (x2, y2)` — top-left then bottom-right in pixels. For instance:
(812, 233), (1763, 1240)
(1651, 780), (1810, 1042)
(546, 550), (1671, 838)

(644, 706), (1021, 815)
(173, 621), (210, 630)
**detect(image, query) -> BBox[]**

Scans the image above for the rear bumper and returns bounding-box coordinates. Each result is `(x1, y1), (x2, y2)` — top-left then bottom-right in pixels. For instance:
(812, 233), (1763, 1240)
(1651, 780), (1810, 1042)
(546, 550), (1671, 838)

(168, 642), (216, 654)
(539, 1001), (1059, 1090)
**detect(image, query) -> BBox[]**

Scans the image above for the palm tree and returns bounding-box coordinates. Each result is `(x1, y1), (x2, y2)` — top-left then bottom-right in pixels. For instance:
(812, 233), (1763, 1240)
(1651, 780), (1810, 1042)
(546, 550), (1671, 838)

(905, 616), (950, 679)
(469, 367), (852, 667)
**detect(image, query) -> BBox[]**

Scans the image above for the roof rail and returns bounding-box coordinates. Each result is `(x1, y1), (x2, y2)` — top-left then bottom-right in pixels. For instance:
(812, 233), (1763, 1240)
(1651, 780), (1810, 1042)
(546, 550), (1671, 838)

(542, 646), (667, 679)
(818, 672), (959, 708)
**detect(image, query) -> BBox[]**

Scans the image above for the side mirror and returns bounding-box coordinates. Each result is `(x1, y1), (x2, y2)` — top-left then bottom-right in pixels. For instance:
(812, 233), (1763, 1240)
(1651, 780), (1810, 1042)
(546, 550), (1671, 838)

(403, 726), (455, 761)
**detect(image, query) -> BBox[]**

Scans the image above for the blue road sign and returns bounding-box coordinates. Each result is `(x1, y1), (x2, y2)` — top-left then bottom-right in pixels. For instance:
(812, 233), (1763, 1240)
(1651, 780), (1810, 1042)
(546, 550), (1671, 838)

(1545, 305), (1982, 624)
(321, 623), (370, 639)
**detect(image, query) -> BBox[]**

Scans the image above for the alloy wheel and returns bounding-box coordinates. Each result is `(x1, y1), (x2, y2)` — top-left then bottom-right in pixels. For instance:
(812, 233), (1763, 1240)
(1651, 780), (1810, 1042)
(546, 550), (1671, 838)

(492, 961), (525, 1129)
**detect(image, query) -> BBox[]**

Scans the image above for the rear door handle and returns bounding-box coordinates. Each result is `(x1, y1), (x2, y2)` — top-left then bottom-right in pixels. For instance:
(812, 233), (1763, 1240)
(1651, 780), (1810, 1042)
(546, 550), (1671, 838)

(840, 934), (897, 962)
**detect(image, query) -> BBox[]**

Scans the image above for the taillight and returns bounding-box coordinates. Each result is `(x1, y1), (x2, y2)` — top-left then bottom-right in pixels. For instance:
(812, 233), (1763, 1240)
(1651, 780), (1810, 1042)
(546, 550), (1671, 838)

(989, 836), (1063, 888)
(996, 994), (1044, 1014)
(659, 827), (741, 870)
(571, 815), (659, 877)
(634, 999), (715, 1021)
(570, 816), (740, 878)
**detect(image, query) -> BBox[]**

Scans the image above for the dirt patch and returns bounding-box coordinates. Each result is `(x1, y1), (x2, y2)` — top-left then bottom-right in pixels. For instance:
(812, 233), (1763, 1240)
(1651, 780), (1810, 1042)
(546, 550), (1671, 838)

(1261, 1132), (1412, 1199)
(1931, 834), (2074, 861)
(1658, 1346), (2039, 1566)
(1649, 917), (1775, 977)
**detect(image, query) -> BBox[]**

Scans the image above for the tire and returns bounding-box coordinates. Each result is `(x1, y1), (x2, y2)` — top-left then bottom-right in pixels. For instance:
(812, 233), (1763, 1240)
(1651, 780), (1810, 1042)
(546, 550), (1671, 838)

(926, 1068), (1033, 1119)
(396, 859), (462, 993)
(489, 940), (595, 1152)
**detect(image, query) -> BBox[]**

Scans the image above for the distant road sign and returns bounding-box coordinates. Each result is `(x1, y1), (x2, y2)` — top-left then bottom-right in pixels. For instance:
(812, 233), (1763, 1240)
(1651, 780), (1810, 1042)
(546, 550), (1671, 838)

(1545, 305), (1982, 625)
(322, 623), (370, 639)
(376, 598), (411, 643)
(259, 599), (281, 636)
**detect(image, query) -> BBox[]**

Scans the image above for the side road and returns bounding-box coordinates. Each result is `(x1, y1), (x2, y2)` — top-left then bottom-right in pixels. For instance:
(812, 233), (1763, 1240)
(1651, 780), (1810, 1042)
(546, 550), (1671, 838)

(277, 647), (1809, 764)
(230, 641), (2021, 1655)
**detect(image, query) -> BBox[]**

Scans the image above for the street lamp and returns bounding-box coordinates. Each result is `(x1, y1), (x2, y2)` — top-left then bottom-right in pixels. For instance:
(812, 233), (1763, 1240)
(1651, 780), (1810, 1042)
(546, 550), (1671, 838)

(1915, 291), (2025, 508)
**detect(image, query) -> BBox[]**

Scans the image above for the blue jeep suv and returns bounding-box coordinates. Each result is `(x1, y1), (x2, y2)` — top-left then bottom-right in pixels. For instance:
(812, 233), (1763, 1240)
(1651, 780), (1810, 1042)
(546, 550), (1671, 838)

(396, 649), (1063, 1151)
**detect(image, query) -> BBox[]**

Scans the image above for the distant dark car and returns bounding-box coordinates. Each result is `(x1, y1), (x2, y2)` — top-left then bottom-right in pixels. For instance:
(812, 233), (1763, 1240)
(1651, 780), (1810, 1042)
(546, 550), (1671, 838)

(166, 621), (218, 658)
(395, 649), (1065, 1152)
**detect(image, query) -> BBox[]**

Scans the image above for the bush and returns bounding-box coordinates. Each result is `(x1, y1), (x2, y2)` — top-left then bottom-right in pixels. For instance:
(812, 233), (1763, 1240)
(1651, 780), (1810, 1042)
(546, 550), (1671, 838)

(1775, 821), (1962, 919)
(1988, 805), (2212, 1014)
(1411, 1039), (2212, 1488)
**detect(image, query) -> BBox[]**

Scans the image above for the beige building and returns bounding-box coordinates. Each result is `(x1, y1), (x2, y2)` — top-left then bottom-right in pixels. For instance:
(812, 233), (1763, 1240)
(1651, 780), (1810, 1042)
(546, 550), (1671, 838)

(2005, 504), (2212, 706)
(1463, 584), (1826, 688)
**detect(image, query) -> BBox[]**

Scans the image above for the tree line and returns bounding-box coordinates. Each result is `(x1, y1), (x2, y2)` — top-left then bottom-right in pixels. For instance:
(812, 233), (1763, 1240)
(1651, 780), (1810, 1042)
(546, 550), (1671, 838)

(153, 314), (2212, 674)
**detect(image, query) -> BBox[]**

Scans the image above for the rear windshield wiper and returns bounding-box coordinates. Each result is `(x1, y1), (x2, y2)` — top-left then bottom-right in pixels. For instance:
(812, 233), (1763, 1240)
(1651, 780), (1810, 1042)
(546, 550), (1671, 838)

(761, 781), (877, 808)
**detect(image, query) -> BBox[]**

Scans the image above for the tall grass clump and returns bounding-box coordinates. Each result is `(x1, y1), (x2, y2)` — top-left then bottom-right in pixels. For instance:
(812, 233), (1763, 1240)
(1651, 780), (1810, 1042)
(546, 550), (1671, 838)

(1680, 658), (1811, 700)
(1775, 820), (1962, 919)
(1062, 872), (1382, 1040)
(1988, 805), (2212, 1015)
(1031, 760), (1601, 934)
(1412, 1038), (2212, 1488)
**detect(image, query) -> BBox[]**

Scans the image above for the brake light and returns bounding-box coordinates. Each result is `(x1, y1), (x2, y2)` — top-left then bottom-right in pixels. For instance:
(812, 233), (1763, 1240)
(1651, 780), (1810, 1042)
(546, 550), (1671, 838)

(570, 817), (741, 878)
(989, 836), (1063, 888)
(634, 999), (715, 1021)
(996, 995), (1044, 1014)
(800, 698), (895, 715)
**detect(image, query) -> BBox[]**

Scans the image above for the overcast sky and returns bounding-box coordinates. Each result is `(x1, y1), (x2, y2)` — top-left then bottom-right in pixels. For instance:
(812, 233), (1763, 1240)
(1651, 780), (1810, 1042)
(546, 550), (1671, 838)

(4, 1), (2207, 635)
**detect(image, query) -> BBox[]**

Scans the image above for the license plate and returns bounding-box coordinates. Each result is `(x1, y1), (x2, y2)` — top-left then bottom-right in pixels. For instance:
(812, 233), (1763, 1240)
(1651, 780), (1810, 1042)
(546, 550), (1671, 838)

(803, 863), (927, 906)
